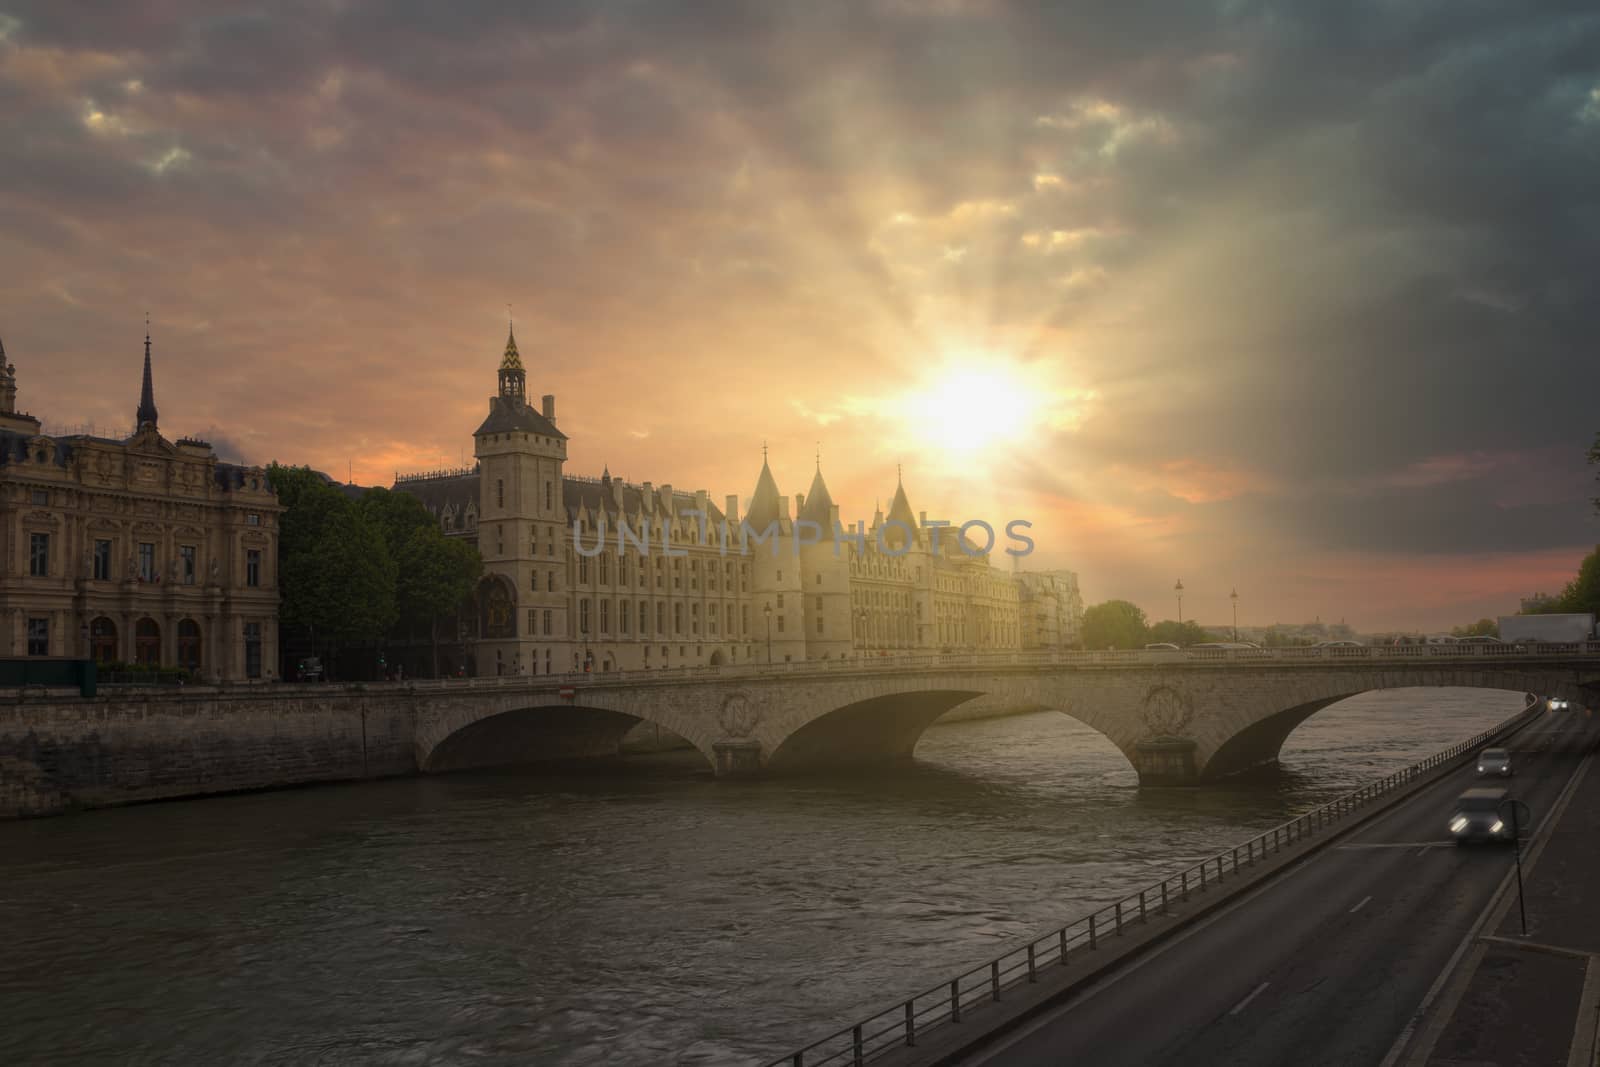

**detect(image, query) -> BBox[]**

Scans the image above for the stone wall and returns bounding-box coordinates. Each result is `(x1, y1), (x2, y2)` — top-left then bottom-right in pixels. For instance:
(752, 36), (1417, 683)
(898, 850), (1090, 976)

(0, 686), (416, 818)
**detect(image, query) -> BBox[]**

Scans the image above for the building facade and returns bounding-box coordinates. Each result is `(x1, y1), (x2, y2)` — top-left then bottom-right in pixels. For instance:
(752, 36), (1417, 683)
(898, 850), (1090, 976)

(397, 329), (1084, 674)
(0, 332), (281, 679)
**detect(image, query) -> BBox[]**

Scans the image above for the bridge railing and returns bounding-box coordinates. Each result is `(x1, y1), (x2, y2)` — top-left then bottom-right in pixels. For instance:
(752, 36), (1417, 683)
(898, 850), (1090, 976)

(761, 700), (1543, 1067)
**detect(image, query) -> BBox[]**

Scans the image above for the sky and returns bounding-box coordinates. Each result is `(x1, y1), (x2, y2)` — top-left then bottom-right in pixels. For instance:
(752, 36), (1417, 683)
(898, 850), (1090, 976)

(2, 1), (1598, 633)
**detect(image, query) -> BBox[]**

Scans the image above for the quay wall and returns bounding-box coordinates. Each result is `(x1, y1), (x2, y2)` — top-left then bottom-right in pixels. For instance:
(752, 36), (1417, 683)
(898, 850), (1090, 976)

(0, 687), (416, 818)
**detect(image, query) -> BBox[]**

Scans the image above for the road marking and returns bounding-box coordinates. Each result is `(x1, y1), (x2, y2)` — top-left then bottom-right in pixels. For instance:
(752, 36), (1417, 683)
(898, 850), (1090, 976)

(1229, 982), (1270, 1016)
(1350, 895), (1372, 915)
(1569, 958), (1600, 1067)
(1383, 720), (1598, 1067)
(1478, 935), (1598, 962)
(1335, 842), (1453, 850)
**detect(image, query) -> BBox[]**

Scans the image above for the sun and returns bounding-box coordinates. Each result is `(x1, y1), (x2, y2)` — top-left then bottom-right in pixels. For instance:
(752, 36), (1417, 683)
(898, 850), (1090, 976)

(896, 354), (1079, 466)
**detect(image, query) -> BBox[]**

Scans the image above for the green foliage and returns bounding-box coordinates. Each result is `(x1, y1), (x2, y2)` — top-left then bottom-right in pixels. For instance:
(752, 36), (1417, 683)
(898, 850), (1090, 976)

(1146, 619), (1216, 647)
(358, 487), (482, 630)
(269, 464), (397, 647)
(1081, 599), (1149, 649)
(1451, 618), (1500, 638)
(1552, 546), (1600, 616)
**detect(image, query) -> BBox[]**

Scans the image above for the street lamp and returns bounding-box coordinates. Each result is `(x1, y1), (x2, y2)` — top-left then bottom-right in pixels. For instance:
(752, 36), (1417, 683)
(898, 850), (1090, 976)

(1175, 579), (1185, 625)
(764, 602), (773, 665)
(859, 608), (869, 656)
(1230, 588), (1239, 642)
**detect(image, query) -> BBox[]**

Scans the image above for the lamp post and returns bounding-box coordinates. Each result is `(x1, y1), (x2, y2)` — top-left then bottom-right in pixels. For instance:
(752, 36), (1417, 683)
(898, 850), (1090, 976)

(1175, 579), (1185, 625)
(764, 602), (773, 665)
(859, 608), (869, 657)
(1230, 588), (1239, 642)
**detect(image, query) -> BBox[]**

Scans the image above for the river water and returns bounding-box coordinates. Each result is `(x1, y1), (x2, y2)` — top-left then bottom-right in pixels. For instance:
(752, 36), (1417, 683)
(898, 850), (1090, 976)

(0, 687), (1524, 1066)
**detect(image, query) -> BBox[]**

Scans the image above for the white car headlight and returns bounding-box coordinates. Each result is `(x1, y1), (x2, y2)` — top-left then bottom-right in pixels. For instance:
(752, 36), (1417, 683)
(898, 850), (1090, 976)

(1477, 765), (1484, 772)
(1450, 816), (1468, 833)
(1490, 820), (1505, 834)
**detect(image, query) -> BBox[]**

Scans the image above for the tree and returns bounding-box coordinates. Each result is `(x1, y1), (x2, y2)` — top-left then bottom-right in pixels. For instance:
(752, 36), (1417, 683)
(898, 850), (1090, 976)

(1554, 546), (1600, 616)
(1451, 618), (1499, 638)
(1081, 600), (1149, 649)
(269, 464), (398, 677)
(360, 488), (483, 675)
(1147, 619), (1214, 647)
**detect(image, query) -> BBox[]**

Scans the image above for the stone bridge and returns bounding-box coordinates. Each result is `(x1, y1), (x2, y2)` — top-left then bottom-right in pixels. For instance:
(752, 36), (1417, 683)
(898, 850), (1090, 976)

(412, 647), (1600, 784)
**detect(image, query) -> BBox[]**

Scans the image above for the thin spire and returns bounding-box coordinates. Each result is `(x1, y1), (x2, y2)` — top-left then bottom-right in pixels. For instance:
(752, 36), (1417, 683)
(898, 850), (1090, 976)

(897, 462), (903, 485)
(135, 312), (159, 431)
(816, 441), (821, 471)
(762, 439), (768, 462)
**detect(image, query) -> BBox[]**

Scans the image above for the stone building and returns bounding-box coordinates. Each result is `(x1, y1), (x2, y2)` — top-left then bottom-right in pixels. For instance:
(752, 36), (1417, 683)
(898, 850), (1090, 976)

(1017, 570), (1085, 650)
(396, 327), (1082, 674)
(0, 331), (281, 679)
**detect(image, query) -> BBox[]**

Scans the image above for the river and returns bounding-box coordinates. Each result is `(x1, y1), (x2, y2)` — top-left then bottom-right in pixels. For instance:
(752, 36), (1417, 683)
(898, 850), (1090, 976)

(0, 687), (1524, 1065)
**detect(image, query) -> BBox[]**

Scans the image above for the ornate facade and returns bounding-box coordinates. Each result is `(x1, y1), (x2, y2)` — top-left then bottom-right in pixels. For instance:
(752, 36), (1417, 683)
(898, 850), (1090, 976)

(0, 332), (281, 679)
(397, 329), (1083, 674)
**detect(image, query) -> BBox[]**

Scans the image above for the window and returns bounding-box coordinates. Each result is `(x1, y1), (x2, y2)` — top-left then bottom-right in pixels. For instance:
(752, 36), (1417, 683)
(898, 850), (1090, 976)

(180, 545), (196, 585)
(528, 609), (537, 635)
(136, 618), (161, 666)
(600, 600), (610, 634)
(138, 542), (155, 582)
(543, 609), (552, 636)
(674, 602), (683, 634)
(638, 600), (649, 635)
(579, 599), (591, 634)
(620, 600), (630, 634)
(26, 617), (48, 656)
(777, 593), (784, 609)
(656, 602), (665, 632)
(497, 479), (505, 508)
(247, 513), (260, 526)
(93, 539), (112, 581)
(31, 489), (48, 506)
(548, 570), (557, 592)
(816, 596), (823, 611)
(246, 549), (262, 588)
(244, 621), (262, 678)
(691, 602), (700, 634)
(816, 574), (822, 585)
(29, 533), (50, 577)
(90, 618), (117, 663)
(177, 619), (202, 672)
(777, 616), (786, 633)
(777, 570), (783, 582)
(599, 554), (609, 585)
(578, 556), (589, 583)
(545, 481), (553, 511)
(817, 616), (824, 634)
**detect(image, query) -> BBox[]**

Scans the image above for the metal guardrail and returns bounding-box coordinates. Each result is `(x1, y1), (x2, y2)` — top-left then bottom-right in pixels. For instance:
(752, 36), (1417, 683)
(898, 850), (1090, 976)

(760, 702), (1543, 1067)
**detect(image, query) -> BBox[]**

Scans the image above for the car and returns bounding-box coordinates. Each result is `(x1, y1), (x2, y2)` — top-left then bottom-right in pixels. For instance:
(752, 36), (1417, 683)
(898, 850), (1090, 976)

(1144, 642), (1181, 651)
(1457, 635), (1504, 645)
(1449, 787), (1513, 844)
(1476, 747), (1513, 777)
(1548, 697), (1570, 711)
(1316, 640), (1366, 647)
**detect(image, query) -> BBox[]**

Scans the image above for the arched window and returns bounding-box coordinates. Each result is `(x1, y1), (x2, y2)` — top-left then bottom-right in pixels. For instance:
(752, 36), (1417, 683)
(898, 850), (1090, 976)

(177, 619), (202, 672)
(90, 617), (118, 664)
(135, 618), (161, 666)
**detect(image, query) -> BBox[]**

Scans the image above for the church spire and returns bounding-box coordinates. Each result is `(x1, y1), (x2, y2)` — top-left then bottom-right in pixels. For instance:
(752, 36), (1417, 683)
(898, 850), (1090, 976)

(136, 316), (159, 431)
(497, 316), (526, 403)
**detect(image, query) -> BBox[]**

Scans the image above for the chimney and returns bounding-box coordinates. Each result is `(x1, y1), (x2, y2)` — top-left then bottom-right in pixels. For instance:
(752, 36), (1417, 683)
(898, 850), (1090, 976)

(613, 477), (624, 508)
(779, 496), (791, 522)
(542, 395), (556, 422)
(829, 504), (841, 532)
(919, 510), (927, 528)
(642, 481), (653, 509)
(725, 494), (740, 524)
(660, 484), (672, 513)
(795, 492), (805, 513)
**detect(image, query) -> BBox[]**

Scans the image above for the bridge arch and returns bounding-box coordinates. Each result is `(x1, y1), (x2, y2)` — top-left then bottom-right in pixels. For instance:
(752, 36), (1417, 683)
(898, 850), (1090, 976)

(419, 699), (716, 774)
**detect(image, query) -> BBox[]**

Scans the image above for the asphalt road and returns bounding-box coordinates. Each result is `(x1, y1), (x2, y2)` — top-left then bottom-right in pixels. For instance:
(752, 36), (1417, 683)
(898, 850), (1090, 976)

(955, 709), (1600, 1067)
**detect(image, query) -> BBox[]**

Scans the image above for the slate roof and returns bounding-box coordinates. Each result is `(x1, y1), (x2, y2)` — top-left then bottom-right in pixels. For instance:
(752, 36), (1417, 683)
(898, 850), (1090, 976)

(564, 475), (727, 526)
(395, 470), (480, 517)
(745, 458), (783, 530)
(797, 466), (837, 534)
(473, 394), (565, 439)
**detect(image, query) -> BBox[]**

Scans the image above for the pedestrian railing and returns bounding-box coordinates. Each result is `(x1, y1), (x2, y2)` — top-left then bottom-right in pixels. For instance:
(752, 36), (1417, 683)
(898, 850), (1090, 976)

(760, 701), (1542, 1067)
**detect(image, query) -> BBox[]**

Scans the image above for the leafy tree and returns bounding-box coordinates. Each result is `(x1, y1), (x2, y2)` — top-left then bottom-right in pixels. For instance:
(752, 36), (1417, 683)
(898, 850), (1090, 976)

(1553, 546), (1600, 616)
(269, 464), (398, 677)
(1081, 600), (1149, 649)
(1451, 618), (1499, 638)
(1147, 619), (1215, 647)
(359, 488), (483, 675)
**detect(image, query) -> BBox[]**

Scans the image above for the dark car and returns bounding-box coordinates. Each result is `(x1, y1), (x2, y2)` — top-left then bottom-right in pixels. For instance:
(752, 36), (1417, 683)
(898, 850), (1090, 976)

(1450, 787), (1512, 844)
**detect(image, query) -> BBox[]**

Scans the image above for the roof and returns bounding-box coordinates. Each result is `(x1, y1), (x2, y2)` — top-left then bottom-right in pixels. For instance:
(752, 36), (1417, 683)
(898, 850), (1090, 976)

(797, 466), (836, 533)
(473, 394), (566, 439)
(564, 475), (727, 526)
(395, 470), (480, 516)
(746, 458), (782, 529)
(501, 324), (523, 371)
(0, 430), (70, 468)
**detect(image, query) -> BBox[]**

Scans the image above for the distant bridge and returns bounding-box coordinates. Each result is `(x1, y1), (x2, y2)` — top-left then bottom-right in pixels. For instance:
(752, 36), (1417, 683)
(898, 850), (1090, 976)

(411, 643), (1600, 784)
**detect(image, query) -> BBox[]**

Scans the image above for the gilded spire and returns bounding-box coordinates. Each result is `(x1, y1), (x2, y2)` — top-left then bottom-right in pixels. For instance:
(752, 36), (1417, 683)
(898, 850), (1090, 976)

(501, 320), (523, 371)
(497, 315), (527, 401)
(136, 314), (159, 431)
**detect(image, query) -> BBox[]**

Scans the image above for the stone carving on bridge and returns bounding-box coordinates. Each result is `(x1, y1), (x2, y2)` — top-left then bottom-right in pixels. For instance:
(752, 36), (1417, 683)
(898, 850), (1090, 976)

(1141, 685), (1194, 741)
(717, 692), (759, 739)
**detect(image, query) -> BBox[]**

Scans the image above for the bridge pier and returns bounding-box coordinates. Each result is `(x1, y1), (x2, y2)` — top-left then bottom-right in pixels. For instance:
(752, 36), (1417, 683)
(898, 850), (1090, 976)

(713, 740), (763, 778)
(1132, 739), (1200, 786)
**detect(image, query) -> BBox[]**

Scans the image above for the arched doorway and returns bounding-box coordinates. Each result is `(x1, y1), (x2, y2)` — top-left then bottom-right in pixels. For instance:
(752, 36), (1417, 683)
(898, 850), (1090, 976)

(708, 649), (726, 667)
(177, 619), (202, 673)
(135, 618), (161, 666)
(90, 617), (118, 663)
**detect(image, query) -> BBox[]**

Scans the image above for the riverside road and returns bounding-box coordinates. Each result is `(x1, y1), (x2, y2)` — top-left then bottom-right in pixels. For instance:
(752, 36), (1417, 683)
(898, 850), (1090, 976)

(953, 707), (1599, 1067)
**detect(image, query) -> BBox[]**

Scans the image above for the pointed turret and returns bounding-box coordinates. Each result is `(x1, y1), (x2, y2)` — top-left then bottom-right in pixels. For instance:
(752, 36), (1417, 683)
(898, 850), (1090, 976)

(0, 333), (14, 415)
(135, 327), (159, 431)
(746, 444), (783, 530)
(886, 465), (919, 544)
(797, 464), (835, 531)
(498, 320), (526, 402)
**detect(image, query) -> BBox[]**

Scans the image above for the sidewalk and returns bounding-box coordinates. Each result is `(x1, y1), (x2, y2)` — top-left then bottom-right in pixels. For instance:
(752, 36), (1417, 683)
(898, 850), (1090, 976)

(1416, 730), (1600, 1067)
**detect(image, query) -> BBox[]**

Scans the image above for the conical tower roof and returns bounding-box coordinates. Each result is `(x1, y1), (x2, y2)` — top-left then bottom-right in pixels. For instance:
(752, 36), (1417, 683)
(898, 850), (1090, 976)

(135, 328), (159, 431)
(797, 464), (836, 531)
(886, 467), (918, 543)
(501, 323), (523, 370)
(746, 448), (783, 530)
